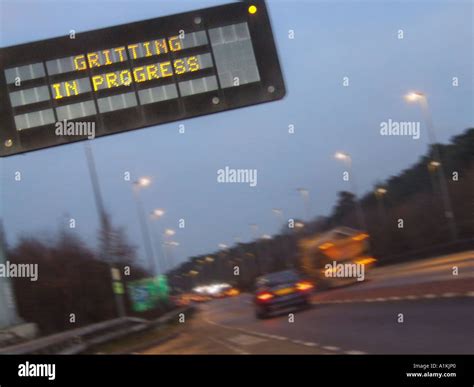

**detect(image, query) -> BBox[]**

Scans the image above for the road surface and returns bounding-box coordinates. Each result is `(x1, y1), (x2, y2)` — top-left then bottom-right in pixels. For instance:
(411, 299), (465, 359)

(141, 251), (474, 355)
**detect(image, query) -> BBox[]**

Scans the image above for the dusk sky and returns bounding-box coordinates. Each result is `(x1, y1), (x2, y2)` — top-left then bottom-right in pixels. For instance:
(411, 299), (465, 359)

(1, 0), (472, 271)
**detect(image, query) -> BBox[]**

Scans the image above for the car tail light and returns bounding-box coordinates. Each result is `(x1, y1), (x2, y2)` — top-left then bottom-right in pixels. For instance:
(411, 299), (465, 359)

(296, 281), (314, 291)
(256, 291), (274, 301)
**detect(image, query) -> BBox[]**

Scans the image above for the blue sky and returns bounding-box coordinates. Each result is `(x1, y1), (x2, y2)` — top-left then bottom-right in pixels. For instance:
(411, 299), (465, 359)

(1, 0), (472, 271)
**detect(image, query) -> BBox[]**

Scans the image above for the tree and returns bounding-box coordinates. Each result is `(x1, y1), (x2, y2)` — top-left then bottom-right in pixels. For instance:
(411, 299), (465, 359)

(331, 191), (357, 224)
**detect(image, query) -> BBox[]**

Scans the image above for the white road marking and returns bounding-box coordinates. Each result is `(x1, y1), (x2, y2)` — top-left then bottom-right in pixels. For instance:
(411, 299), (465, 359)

(271, 335), (288, 341)
(466, 291), (474, 297)
(441, 292), (457, 298)
(292, 339), (305, 345)
(304, 342), (318, 347)
(345, 350), (367, 355)
(251, 332), (274, 339)
(322, 345), (340, 352)
(422, 294), (436, 299)
(227, 334), (267, 346)
(405, 295), (417, 300)
(209, 337), (250, 355)
(204, 317), (221, 326)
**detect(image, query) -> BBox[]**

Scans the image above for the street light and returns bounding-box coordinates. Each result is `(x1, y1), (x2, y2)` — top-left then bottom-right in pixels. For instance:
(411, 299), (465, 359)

(163, 240), (179, 271)
(334, 151), (350, 162)
(295, 221), (305, 229)
(272, 208), (283, 216)
(136, 177), (151, 188)
(428, 160), (441, 171)
(164, 228), (176, 237)
(404, 91), (458, 240)
(149, 208), (166, 274)
(404, 91), (424, 103)
(152, 208), (165, 218)
(374, 187), (388, 221)
(132, 177), (157, 275)
(334, 151), (366, 230)
(271, 208), (284, 234)
(161, 228), (177, 271)
(296, 188), (310, 221)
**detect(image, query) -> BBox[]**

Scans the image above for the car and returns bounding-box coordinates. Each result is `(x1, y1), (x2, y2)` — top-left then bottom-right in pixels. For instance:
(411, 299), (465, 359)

(254, 270), (314, 319)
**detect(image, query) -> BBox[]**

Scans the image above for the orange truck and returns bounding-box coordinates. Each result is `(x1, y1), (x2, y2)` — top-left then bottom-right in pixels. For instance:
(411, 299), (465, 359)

(299, 227), (376, 289)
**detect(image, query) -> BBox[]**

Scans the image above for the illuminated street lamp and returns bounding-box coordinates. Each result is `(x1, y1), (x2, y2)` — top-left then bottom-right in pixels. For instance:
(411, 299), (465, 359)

(374, 187), (388, 221)
(428, 160), (441, 171)
(404, 91), (458, 240)
(334, 151), (350, 162)
(404, 91), (425, 103)
(375, 187), (387, 197)
(136, 176), (151, 188)
(295, 221), (305, 229)
(164, 228), (176, 237)
(151, 208), (165, 218)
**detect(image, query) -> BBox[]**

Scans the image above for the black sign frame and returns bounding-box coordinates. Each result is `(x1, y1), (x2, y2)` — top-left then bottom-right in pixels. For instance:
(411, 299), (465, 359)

(0, 0), (285, 157)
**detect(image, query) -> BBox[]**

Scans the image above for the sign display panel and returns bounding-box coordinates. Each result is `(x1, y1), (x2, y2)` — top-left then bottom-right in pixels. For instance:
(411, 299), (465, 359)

(127, 275), (170, 312)
(0, 0), (285, 156)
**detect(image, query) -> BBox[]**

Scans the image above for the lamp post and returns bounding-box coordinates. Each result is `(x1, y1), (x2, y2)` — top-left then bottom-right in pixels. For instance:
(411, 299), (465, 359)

(405, 91), (458, 241)
(296, 188), (311, 221)
(162, 228), (176, 271)
(334, 151), (366, 230)
(271, 208), (288, 268)
(374, 187), (388, 222)
(249, 224), (263, 275)
(132, 177), (157, 275)
(149, 208), (165, 274)
(84, 142), (125, 317)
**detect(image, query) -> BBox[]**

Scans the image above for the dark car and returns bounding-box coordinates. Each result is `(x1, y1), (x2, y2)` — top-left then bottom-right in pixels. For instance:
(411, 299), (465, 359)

(254, 270), (314, 319)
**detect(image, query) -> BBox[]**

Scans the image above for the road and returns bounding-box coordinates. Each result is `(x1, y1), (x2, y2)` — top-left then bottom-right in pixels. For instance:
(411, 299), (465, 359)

(141, 251), (474, 355)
